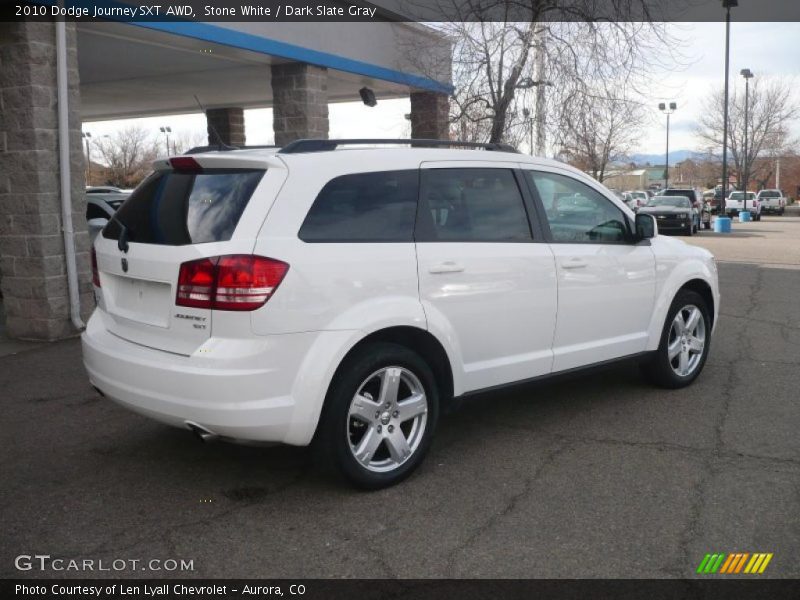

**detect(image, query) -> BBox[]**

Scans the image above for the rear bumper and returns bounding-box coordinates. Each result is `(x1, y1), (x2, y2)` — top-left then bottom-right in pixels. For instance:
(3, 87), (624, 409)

(81, 312), (331, 445)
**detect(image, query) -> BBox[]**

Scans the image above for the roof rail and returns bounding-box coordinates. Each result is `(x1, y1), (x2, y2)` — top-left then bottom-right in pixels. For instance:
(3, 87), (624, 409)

(184, 144), (280, 155)
(278, 139), (519, 154)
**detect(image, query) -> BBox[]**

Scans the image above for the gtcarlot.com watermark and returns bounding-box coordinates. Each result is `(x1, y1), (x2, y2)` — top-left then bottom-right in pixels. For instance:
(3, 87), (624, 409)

(15, 554), (194, 573)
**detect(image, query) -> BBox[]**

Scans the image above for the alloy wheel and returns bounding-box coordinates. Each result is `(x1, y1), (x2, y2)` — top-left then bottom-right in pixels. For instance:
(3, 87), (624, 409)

(347, 366), (428, 473)
(667, 304), (706, 377)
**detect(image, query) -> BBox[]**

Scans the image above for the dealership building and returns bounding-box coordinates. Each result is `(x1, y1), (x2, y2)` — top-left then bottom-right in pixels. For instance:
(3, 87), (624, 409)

(0, 14), (453, 340)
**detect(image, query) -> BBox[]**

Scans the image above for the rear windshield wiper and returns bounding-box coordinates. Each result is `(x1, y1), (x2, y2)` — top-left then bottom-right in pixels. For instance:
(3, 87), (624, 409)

(111, 214), (132, 253)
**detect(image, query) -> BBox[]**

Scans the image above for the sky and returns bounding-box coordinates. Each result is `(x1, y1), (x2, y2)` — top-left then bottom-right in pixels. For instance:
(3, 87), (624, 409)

(83, 22), (799, 159)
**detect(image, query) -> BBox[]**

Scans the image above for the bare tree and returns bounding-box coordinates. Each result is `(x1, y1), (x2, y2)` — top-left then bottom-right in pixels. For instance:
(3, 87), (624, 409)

(551, 83), (646, 182)
(696, 77), (799, 190)
(94, 126), (159, 188)
(402, 2), (685, 147)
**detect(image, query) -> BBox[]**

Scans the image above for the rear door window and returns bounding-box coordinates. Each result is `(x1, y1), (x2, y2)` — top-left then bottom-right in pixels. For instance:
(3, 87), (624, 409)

(298, 170), (418, 242)
(416, 168), (532, 242)
(103, 169), (265, 245)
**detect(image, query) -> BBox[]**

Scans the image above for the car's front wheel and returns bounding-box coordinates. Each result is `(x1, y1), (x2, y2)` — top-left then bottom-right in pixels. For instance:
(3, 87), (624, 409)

(314, 342), (439, 489)
(641, 290), (711, 389)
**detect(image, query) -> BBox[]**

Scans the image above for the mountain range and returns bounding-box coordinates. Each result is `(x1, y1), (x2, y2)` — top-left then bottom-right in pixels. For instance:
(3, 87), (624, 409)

(622, 150), (702, 165)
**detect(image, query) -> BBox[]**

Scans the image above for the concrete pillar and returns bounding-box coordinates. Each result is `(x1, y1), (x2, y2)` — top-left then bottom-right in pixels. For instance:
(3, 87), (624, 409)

(0, 22), (92, 340)
(410, 91), (450, 140)
(271, 63), (329, 147)
(206, 107), (245, 147)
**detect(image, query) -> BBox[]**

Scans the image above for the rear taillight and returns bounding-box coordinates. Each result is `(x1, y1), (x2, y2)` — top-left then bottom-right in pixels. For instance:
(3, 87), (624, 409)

(176, 255), (288, 311)
(176, 258), (216, 309)
(91, 247), (101, 287)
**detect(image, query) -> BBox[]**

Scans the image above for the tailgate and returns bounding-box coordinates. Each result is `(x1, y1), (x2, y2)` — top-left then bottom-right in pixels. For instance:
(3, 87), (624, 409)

(95, 239), (225, 355)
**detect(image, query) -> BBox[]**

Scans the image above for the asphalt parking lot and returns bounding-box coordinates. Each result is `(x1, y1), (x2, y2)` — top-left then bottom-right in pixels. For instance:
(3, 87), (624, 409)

(2, 210), (799, 579)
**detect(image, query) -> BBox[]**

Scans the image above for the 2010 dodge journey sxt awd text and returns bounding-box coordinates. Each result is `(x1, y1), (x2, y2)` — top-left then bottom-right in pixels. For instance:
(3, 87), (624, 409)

(82, 140), (719, 488)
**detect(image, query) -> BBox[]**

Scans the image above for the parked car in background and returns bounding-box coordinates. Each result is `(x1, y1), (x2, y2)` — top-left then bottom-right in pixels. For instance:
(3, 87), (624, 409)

(86, 191), (130, 242)
(86, 192), (129, 221)
(726, 191), (761, 220)
(86, 185), (129, 194)
(639, 195), (700, 236)
(609, 189), (626, 204)
(756, 189), (786, 215)
(703, 190), (720, 214)
(659, 187), (710, 230)
(623, 190), (649, 211)
(81, 140), (719, 489)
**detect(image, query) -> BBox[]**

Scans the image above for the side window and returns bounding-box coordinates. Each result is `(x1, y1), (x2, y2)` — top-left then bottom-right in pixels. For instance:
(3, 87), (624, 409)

(525, 171), (629, 243)
(417, 169), (532, 242)
(298, 170), (418, 242)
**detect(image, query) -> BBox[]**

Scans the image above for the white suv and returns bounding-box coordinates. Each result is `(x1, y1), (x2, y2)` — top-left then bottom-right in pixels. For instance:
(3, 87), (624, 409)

(82, 140), (720, 488)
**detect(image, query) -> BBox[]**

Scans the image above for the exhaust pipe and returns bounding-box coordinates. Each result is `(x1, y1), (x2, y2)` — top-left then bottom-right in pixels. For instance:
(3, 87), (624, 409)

(185, 421), (218, 443)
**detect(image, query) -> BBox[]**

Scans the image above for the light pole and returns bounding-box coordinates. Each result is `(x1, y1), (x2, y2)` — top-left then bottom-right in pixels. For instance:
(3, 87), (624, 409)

(81, 131), (92, 182)
(658, 102), (677, 189)
(159, 126), (172, 155)
(522, 108), (534, 155)
(740, 68), (754, 196)
(516, 78), (553, 156)
(720, 0), (738, 213)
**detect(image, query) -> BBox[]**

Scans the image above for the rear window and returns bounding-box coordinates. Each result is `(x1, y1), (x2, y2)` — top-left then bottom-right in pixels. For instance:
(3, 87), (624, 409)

(758, 191), (780, 198)
(103, 169), (264, 245)
(298, 170), (418, 242)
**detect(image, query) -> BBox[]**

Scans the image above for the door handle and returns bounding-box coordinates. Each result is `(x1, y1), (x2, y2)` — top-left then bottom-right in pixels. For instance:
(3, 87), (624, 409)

(428, 261), (465, 274)
(561, 258), (588, 270)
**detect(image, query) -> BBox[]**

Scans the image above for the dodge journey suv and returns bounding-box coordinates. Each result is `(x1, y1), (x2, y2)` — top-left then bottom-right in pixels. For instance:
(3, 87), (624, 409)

(82, 139), (719, 488)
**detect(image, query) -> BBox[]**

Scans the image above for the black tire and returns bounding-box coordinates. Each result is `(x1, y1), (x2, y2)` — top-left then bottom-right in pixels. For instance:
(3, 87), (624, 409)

(313, 342), (439, 489)
(641, 290), (712, 389)
(685, 223), (694, 236)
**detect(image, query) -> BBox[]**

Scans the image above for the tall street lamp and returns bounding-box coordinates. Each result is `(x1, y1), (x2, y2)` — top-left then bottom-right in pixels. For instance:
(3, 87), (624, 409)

(658, 102), (677, 189)
(522, 108), (534, 155)
(516, 78), (553, 156)
(720, 0), (738, 213)
(81, 131), (92, 182)
(160, 125), (172, 155)
(740, 68), (754, 196)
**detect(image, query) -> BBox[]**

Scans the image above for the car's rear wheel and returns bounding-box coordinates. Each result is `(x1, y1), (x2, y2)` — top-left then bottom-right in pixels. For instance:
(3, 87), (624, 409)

(314, 342), (439, 489)
(641, 290), (711, 389)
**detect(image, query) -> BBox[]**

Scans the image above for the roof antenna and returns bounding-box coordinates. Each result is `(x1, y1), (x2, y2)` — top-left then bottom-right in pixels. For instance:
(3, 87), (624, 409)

(193, 94), (236, 150)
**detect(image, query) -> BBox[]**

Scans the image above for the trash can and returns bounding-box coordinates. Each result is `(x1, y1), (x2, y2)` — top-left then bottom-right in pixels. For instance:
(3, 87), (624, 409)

(713, 216), (732, 233)
(739, 210), (751, 222)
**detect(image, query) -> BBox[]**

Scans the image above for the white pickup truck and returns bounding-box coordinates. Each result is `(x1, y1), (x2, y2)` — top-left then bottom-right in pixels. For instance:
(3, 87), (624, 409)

(726, 191), (761, 221)
(756, 189), (786, 215)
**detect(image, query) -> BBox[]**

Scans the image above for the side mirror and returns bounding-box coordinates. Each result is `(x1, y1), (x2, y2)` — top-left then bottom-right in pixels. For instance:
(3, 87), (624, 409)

(635, 213), (657, 240)
(87, 217), (109, 244)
